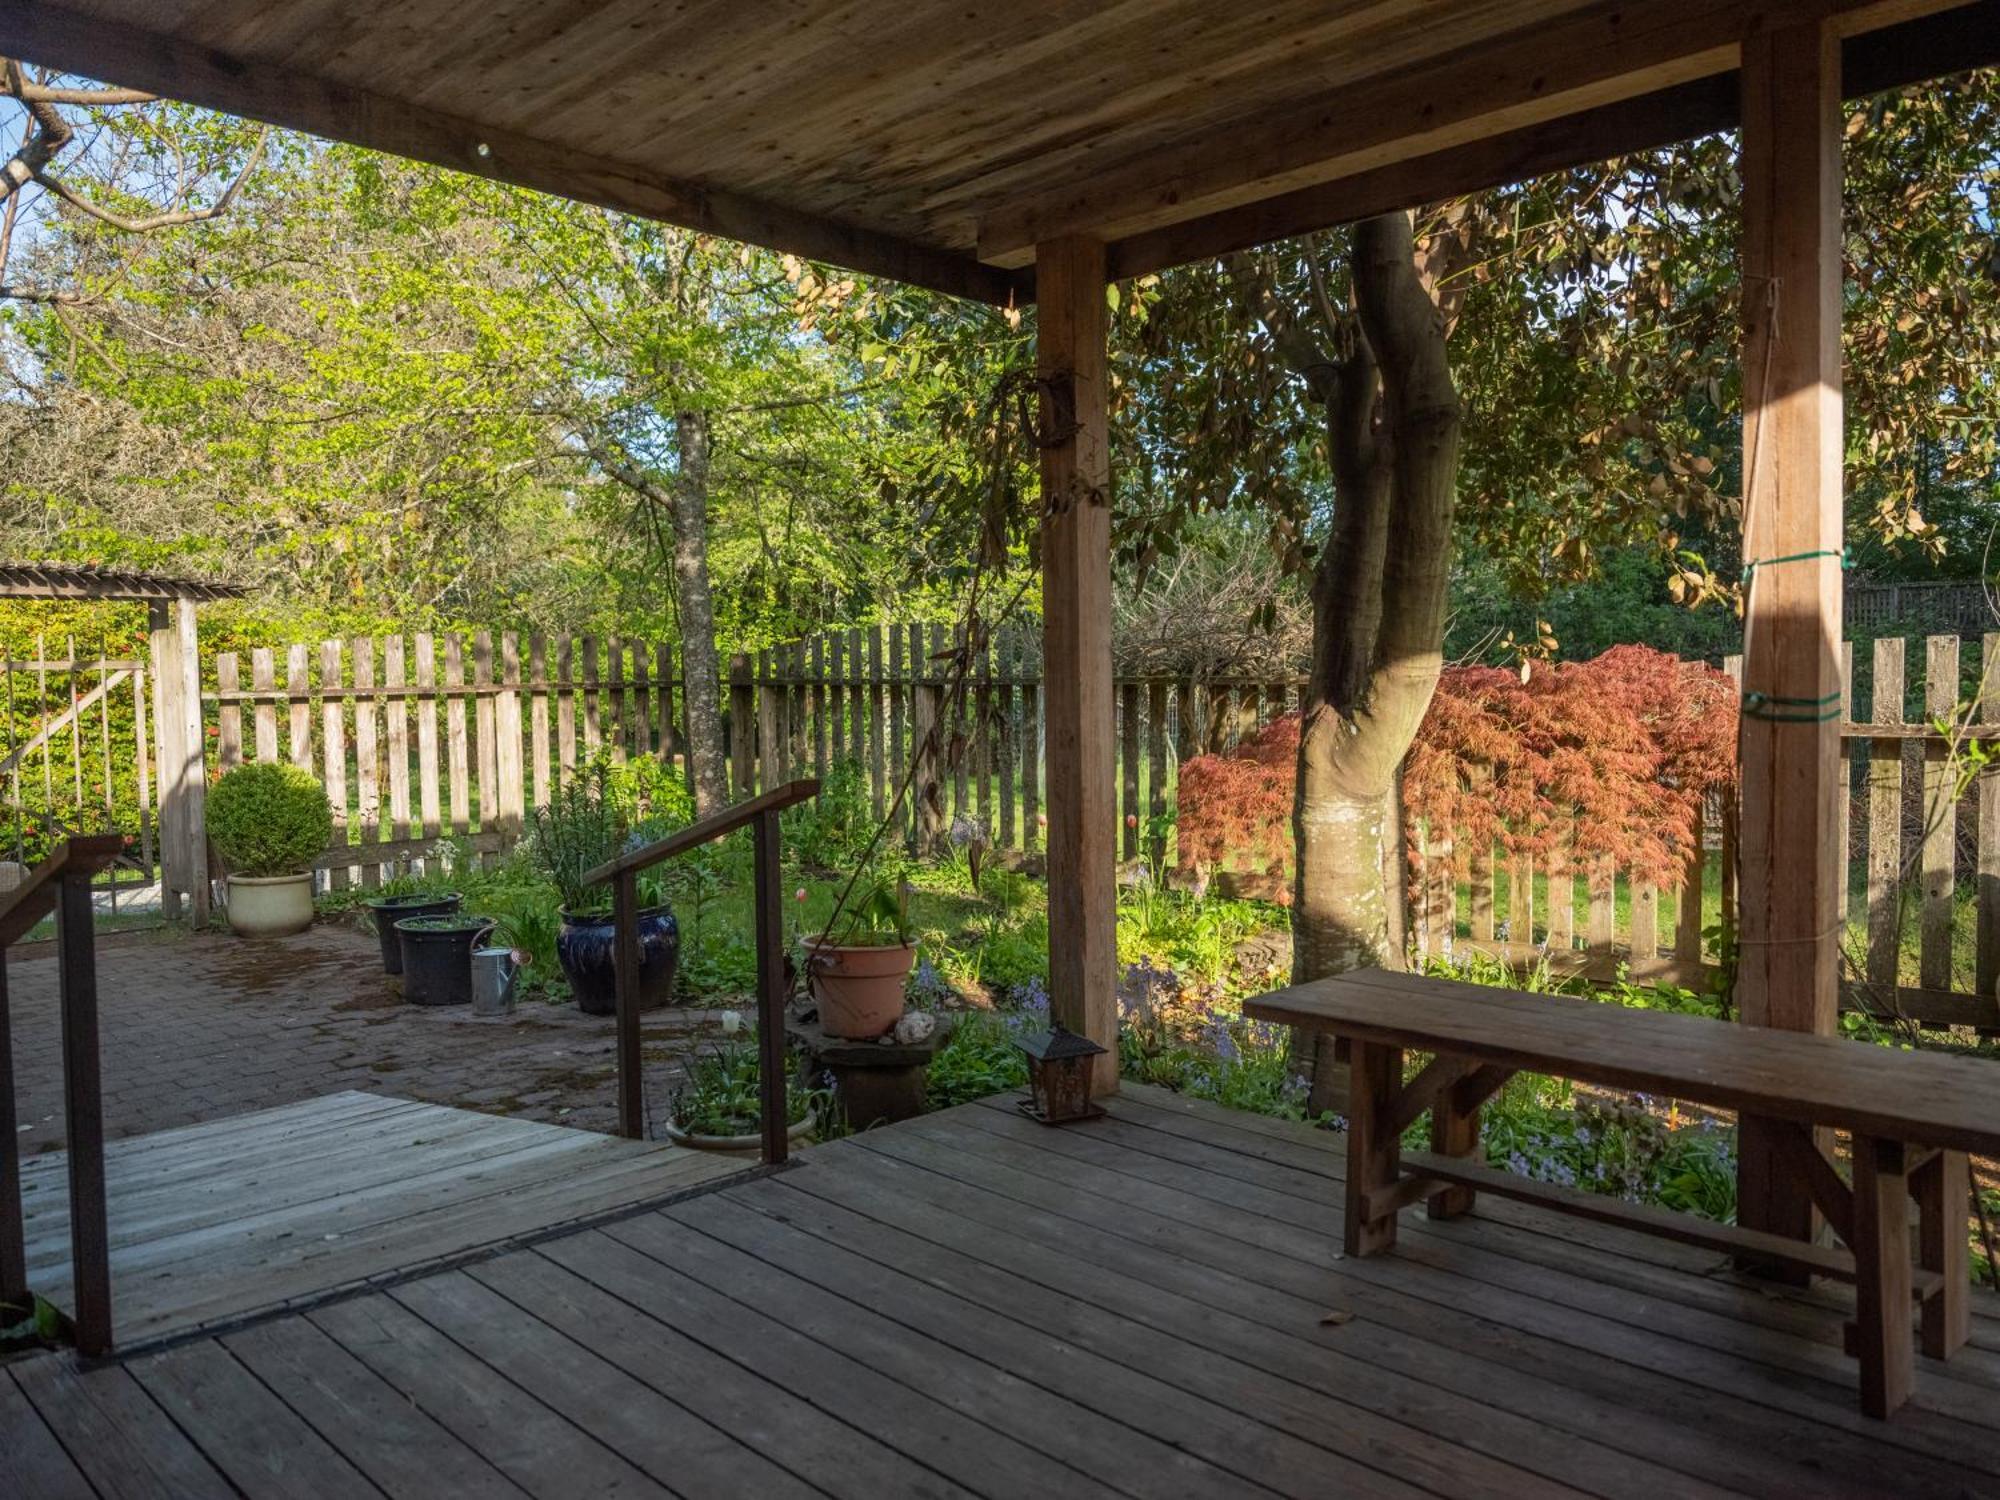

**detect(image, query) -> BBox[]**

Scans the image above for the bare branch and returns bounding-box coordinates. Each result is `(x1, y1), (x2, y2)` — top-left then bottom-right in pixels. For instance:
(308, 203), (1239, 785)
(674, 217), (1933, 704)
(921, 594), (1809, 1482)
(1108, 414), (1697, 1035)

(33, 125), (269, 233)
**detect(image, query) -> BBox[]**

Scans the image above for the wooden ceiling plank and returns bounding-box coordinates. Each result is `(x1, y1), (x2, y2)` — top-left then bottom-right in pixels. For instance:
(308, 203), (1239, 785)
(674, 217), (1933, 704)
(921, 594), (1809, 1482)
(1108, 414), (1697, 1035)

(974, 0), (1976, 265)
(0, 0), (1027, 306)
(1104, 1), (2000, 282)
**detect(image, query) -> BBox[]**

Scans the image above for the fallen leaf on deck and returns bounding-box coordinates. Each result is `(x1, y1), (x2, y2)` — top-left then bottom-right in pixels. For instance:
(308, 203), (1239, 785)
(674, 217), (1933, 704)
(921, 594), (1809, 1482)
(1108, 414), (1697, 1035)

(1319, 1310), (1354, 1327)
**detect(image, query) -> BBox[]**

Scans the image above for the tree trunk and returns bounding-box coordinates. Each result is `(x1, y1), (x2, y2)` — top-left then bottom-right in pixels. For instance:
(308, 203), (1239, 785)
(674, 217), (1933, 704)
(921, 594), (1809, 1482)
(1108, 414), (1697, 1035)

(673, 409), (728, 817)
(1288, 213), (1462, 1111)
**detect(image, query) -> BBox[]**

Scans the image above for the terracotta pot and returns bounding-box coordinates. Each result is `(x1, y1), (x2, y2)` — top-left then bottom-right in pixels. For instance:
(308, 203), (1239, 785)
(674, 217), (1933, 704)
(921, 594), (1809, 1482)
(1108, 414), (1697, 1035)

(226, 873), (315, 938)
(805, 937), (916, 1039)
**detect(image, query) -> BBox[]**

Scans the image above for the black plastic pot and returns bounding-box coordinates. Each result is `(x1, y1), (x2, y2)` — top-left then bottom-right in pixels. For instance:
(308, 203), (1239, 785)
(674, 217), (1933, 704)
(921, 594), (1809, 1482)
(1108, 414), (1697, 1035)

(557, 906), (679, 1016)
(394, 916), (492, 1006)
(365, 892), (463, 973)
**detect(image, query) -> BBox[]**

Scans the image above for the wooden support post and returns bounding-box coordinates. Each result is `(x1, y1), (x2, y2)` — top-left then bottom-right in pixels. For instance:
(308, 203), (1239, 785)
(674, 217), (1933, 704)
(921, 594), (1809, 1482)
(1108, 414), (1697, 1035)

(730, 653), (757, 797)
(57, 868), (111, 1355)
(753, 807), (789, 1166)
(1343, 1039), (1402, 1257)
(613, 869), (643, 1141)
(146, 602), (181, 922)
(0, 955), (24, 1314)
(1037, 234), (1117, 1095)
(1914, 1148), (1970, 1360)
(1734, 18), (1844, 1253)
(1850, 1135), (1913, 1419)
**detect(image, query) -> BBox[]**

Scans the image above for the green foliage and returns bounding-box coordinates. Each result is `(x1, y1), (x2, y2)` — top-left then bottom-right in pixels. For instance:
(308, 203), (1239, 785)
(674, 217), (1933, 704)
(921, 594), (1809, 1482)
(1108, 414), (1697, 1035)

(1117, 965), (1315, 1120)
(826, 870), (913, 947)
(206, 762), (332, 876)
(670, 1030), (821, 1136)
(526, 768), (625, 915)
(926, 1010), (1030, 1110)
(784, 758), (877, 872)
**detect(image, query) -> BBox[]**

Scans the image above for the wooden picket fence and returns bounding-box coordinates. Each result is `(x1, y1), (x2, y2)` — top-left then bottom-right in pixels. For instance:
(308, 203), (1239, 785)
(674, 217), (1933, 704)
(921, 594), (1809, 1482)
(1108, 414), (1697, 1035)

(1413, 632), (2000, 1028)
(209, 632), (690, 888)
(726, 623), (1301, 863)
(200, 620), (1999, 1025)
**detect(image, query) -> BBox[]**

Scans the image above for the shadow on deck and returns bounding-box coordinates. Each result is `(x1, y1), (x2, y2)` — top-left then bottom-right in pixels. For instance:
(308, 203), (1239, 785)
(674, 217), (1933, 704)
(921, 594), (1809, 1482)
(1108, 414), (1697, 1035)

(6, 1082), (1997, 1498)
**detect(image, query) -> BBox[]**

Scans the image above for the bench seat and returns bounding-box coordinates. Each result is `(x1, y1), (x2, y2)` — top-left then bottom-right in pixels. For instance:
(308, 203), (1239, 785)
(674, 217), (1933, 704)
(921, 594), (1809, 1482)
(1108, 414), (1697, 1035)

(1245, 966), (2000, 1419)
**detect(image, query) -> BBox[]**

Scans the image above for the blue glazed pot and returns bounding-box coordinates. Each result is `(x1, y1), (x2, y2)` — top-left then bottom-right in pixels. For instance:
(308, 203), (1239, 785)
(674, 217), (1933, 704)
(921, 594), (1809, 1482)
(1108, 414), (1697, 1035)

(557, 905), (679, 1016)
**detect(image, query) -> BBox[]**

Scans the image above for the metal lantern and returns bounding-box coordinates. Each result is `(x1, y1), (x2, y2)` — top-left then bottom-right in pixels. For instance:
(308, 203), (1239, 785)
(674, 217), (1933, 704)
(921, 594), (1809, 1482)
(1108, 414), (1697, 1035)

(1015, 1024), (1107, 1125)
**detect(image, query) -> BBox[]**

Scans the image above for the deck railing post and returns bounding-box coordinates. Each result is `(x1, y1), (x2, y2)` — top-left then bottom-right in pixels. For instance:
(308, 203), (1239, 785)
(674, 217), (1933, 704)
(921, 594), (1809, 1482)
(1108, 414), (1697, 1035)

(613, 869), (644, 1140)
(0, 952), (26, 1313)
(753, 807), (788, 1165)
(57, 867), (112, 1355)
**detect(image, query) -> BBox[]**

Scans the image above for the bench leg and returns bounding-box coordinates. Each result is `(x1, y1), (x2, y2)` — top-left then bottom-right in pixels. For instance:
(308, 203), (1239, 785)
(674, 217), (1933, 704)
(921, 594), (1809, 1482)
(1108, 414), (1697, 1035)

(1427, 1086), (1479, 1221)
(1914, 1149), (1970, 1361)
(1343, 1041), (1402, 1257)
(1851, 1135), (1914, 1419)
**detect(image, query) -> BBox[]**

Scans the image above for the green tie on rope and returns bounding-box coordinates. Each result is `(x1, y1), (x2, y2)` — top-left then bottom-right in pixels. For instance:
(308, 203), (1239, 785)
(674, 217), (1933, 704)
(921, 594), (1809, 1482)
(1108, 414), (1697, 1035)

(1738, 548), (1849, 721)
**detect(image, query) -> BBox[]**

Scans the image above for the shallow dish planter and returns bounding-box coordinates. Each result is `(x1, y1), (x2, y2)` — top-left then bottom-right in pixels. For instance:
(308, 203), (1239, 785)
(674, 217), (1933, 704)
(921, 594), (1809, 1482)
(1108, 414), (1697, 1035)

(226, 872), (317, 938)
(663, 1115), (814, 1159)
(805, 937), (917, 1039)
(395, 915), (493, 1007)
(364, 892), (462, 973)
(557, 906), (679, 1017)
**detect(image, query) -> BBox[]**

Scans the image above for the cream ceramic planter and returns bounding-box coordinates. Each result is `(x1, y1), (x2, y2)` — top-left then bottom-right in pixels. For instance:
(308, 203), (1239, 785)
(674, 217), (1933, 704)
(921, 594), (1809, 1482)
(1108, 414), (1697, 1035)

(226, 872), (316, 937)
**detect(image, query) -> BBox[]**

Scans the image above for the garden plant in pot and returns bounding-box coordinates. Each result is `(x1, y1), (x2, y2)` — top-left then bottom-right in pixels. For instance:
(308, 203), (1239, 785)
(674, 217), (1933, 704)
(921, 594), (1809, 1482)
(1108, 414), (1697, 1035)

(394, 913), (494, 1007)
(529, 771), (678, 1016)
(208, 763), (332, 938)
(807, 871), (917, 1040)
(362, 878), (463, 975)
(666, 1021), (821, 1157)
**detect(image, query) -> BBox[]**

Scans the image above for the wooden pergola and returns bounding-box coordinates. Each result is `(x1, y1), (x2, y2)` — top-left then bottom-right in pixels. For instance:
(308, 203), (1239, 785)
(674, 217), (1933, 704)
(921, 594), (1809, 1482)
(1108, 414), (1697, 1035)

(5, 0), (1997, 1257)
(0, 563), (246, 928)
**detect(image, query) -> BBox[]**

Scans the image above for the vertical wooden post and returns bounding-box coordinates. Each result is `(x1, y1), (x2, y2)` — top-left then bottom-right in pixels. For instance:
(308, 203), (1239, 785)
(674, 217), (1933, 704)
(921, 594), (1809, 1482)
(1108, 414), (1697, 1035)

(286, 642), (312, 772)
(215, 654), (242, 771)
(0, 955), (25, 1313)
(889, 628), (908, 840)
(445, 636), (471, 838)
(730, 653), (757, 797)
(57, 868), (111, 1355)
(385, 637), (412, 844)
(1735, 18), (1844, 1251)
(529, 635), (552, 813)
(147, 602), (182, 921)
(354, 639), (382, 887)
(175, 602), (209, 925)
(1919, 636), (1957, 990)
(1343, 1040), (1402, 1256)
(753, 807), (788, 1166)
(555, 636), (576, 792)
(1849, 1135), (1913, 1418)
(1979, 633), (2000, 1016)
(497, 632), (525, 837)
(1914, 1149), (1970, 1360)
(415, 634), (443, 839)
(1037, 234), (1117, 1093)
(321, 640), (350, 890)
(868, 627), (887, 820)
(474, 631), (500, 832)
(613, 869), (643, 1141)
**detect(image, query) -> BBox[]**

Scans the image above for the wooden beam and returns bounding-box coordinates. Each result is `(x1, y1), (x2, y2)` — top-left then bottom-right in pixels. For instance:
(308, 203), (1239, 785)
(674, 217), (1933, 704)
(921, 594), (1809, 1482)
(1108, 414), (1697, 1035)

(981, 0), (1966, 265)
(0, 0), (1028, 309)
(175, 600), (210, 928)
(1733, 15), (1845, 1251)
(1107, 3), (2000, 282)
(1037, 235), (1118, 1096)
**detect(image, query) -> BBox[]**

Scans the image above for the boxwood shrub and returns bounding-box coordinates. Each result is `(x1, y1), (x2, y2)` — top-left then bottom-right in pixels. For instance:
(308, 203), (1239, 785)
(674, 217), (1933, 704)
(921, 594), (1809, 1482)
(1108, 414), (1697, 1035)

(208, 762), (333, 877)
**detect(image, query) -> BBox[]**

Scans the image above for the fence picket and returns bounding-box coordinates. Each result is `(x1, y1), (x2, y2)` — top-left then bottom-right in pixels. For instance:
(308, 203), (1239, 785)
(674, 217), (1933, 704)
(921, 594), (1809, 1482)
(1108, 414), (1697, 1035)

(384, 636), (411, 842)
(498, 632), (524, 835)
(656, 642), (676, 767)
(415, 633), (441, 838)
(474, 630), (499, 832)
(216, 654), (242, 770)
(1920, 635), (1957, 990)
(287, 644), (312, 773)
(1120, 680), (1139, 859)
(556, 635), (577, 789)
(529, 634), (551, 812)
(320, 640), (350, 891)
(868, 627), (887, 819)
(444, 634), (471, 836)
(581, 636), (601, 759)
(251, 648), (277, 763)
(353, 638), (382, 887)
(1979, 634), (2000, 1012)
(888, 627), (907, 837)
(1867, 637), (1905, 991)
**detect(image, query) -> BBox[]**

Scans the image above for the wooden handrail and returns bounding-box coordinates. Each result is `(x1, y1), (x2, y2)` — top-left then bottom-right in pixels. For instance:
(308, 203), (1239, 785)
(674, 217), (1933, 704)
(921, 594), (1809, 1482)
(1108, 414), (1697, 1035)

(0, 836), (119, 1357)
(0, 834), (125, 949)
(582, 779), (820, 885)
(584, 779), (819, 1159)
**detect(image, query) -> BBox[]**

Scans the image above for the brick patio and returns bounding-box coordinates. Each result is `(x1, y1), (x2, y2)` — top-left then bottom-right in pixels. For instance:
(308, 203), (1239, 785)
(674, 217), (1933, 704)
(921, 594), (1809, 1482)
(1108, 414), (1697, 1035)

(7, 921), (721, 1156)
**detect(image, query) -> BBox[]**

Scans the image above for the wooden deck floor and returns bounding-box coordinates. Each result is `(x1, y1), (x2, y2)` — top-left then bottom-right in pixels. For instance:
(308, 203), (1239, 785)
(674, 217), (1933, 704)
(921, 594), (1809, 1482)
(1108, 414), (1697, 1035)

(6, 1083), (1998, 1498)
(19, 1091), (744, 1346)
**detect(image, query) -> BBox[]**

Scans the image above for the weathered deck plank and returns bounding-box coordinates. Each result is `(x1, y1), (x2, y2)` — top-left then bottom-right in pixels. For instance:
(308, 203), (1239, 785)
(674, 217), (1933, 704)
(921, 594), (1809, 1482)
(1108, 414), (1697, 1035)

(19, 1091), (742, 1345)
(5, 1086), (1996, 1498)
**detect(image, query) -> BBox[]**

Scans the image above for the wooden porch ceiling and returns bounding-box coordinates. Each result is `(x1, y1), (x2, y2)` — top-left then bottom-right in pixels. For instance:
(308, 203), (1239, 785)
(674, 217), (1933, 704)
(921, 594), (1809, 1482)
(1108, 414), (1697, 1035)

(1, 0), (1994, 305)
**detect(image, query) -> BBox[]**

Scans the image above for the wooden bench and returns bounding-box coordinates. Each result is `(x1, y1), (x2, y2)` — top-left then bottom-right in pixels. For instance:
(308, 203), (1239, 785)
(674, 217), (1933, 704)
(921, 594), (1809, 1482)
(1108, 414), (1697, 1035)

(1244, 967), (2000, 1419)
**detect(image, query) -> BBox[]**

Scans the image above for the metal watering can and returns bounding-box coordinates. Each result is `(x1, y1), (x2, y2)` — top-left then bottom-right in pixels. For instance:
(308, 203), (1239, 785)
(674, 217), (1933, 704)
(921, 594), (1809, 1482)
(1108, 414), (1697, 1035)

(470, 946), (521, 1017)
